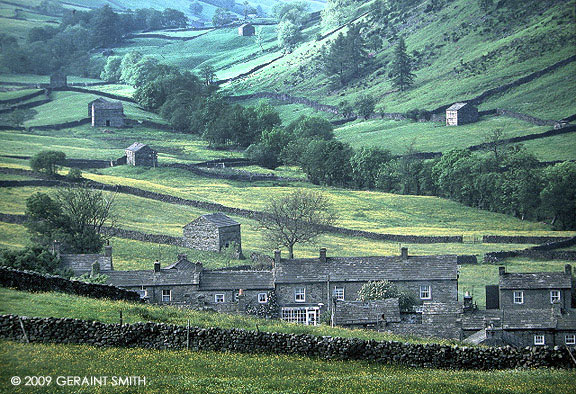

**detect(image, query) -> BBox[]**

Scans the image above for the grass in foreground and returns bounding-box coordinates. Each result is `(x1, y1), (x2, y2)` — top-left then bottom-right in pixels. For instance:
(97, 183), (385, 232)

(1, 341), (574, 394)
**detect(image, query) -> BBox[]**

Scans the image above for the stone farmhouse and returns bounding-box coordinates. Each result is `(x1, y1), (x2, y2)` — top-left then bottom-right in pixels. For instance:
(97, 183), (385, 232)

(49, 72), (67, 89)
(125, 142), (158, 167)
(238, 23), (255, 36)
(446, 102), (478, 126)
(52, 241), (113, 275)
(183, 213), (242, 256)
(88, 97), (125, 127)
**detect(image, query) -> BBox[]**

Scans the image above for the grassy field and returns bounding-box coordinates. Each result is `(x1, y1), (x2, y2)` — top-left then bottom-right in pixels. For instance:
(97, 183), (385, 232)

(0, 89), (42, 101)
(0, 74), (100, 84)
(4, 341), (574, 394)
(334, 115), (550, 155)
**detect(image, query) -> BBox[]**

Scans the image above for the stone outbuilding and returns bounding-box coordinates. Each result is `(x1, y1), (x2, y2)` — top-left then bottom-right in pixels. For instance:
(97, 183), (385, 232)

(125, 142), (158, 167)
(238, 23), (255, 36)
(88, 97), (125, 127)
(50, 72), (67, 89)
(445, 102), (478, 126)
(183, 213), (242, 255)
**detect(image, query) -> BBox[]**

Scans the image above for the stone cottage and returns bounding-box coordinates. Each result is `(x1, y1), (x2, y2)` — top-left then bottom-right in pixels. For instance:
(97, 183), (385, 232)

(49, 72), (67, 89)
(52, 241), (113, 275)
(88, 97), (125, 127)
(183, 213), (242, 256)
(238, 23), (255, 36)
(125, 142), (158, 167)
(445, 102), (478, 126)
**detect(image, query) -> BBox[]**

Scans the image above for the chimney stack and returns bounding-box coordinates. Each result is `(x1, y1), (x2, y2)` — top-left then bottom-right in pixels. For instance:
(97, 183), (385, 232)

(178, 254), (188, 261)
(498, 266), (506, 275)
(565, 264), (572, 275)
(463, 291), (473, 312)
(104, 245), (112, 257)
(319, 248), (327, 263)
(401, 247), (408, 260)
(274, 250), (281, 266)
(154, 261), (161, 273)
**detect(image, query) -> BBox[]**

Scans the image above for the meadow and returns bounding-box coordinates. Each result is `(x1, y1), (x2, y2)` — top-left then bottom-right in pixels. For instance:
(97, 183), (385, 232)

(4, 341), (574, 394)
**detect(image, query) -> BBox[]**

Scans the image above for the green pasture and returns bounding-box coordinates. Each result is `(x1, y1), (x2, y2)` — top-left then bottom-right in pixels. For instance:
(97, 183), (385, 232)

(520, 133), (576, 162)
(0, 89), (41, 101)
(3, 341), (574, 394)
(81, 84), (136, 98)
(335, 116), (549, 155)
(0, 74), (100, 84)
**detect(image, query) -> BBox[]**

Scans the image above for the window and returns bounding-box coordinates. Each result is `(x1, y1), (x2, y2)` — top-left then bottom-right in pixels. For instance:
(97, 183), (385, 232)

(234, 292), (240, 302)
(333, 287), (345, 301)
(419, 285), (431, 300)
(215, 293), (225, 303)
(550, 290), (561, 304)
(513, 291), (524, 304)
(534, 335), (545, 345)
(138, 288), (148, 299)
(162, 289), (171, 302)
(258, 292), (268, 303)
(566, 335), (576, 345)
(281, 307), (319, 326)
(294, 287), (306, 302)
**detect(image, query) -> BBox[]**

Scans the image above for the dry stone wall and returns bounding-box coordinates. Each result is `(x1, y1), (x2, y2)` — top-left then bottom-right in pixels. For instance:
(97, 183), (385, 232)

(0, 314), (572, 370)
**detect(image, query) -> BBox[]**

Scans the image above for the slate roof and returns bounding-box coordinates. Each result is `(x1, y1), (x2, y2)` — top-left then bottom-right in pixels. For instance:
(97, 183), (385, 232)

(334, 299), (401, 325)
(105, 269), (200, 287)
(125, 142), (152, 153)
(164, 257), (199, 270)
(199, 270), (274, 290)
(90, 97), (123, 110)
(274, 255), (458, 283)
(185, 213), (239, 229)
(499, 272), (572, 290)
(446, 102), (469, 111)
(502, 309), (558, 330)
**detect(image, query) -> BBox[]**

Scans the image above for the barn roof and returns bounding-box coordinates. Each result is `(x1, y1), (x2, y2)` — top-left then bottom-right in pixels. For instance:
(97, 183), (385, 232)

(239, 23), (253, 28)
(125, 142), (151, 152)
(91, 97), (123, 110)
(446, 102), (469, 111)
(105, 269), (200, 287)
(274, 255), (458, 283)
(199, 270), (274, 290)
(185, 213), (239, 229)
(499, 272), (572, 290)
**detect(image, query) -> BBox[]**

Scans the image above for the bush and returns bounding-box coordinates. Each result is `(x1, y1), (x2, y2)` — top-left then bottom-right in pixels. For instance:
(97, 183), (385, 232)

(0, 246), (62, 275)
(66, 168), (83, 181)
(30, 150), (66, 176)
(357, 280), (417, 312)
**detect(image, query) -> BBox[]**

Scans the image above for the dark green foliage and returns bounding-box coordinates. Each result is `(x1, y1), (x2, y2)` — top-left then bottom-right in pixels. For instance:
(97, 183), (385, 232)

(321, 25), (371, 86)
(354, 94), (376, 119)
(350, 147), (393, 189)
(213, 8), (235, 26)
(338, 100), (355, 118)
(0, 246), (61, 275)
(540, 162), (576, 230)
(190, 2), (203, 15)
(29, 151), (66, 176)
(301, 140), (353, 186)
(357, 280), (417, 312)
(390, 37), (415, 91)
(66, 168), (83, 181)
(286, 115), (335, 140)
(277, 20), (303, 52)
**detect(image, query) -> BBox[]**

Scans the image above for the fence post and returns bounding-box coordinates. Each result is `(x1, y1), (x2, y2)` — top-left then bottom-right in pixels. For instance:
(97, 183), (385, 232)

(186, 320), (190, 351)
(18, 317), (29, 343)
(119, 310), (123, 325)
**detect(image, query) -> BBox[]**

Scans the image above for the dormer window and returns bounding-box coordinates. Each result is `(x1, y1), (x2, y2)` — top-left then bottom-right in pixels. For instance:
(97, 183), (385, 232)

(550, 290), (561, 304)
(513, 291), (524, 304)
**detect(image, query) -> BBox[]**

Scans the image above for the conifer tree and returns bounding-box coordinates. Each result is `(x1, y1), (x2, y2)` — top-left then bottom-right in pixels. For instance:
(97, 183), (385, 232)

(390, 37), (415, 91)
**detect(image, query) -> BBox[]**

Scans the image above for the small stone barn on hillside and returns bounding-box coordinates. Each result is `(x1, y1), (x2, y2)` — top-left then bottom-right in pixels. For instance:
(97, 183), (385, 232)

(88, 97), (125, 127)
(238, 23), (255, 36)
(50, 72), (67, 89)
(125, 142), (158, 167)
(446, 102), (478, 126)
(183, 213), (242, 255)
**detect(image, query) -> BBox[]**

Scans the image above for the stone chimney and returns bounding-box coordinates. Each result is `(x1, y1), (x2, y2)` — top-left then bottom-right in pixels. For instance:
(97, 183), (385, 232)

(104, 245), (112, 257)
(401, 247), (408, 260)
(499, 266), (506, 275)
(154, 260), (161, 273)
(274, 250), (281, 266)
(463, 291), (474, 312)
(178, 253), (188, 261)
(319, 248), (327, 263)
(565, 264), (572, 275)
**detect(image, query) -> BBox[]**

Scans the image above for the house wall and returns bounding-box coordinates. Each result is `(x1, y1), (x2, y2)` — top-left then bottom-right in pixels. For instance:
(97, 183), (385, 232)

(218, 225), (242, 253)
(126, 149), (157, 167)
(183, 219), (220, 251)
(500, 288), (571, 310)
(92, 108), (125, 127)
(60, 253), (112, 275)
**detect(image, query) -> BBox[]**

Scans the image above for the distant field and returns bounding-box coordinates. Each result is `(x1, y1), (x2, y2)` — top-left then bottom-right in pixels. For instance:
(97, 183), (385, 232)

(0, 74), (100, 84)
(0, 88), (41, 101)
(81, 84), (136, 98)
(335, 115), (550, 155)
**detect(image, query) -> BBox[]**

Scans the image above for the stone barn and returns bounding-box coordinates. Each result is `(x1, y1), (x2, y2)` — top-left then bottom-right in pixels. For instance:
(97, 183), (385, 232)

(88, 97), (125, 127)
(183, 213), (242, 255)
(238, 23), (255, 36)
(125, 142), (158, 167)
(50, 72), (67, 89)
(446, 102), (478, 126)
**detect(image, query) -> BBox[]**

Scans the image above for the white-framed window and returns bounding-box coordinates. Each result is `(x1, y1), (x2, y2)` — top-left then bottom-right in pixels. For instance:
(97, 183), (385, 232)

(513, 291), (524, 304)
(566, 334), (576, 345)
(333, 287), (345, 301)
(550, 290), (561, 304)
(419, 285), (431, 300)
(281, 307), (319, 326)
(234, 291), (239, 302)
(534, 335), (545, 345)
(162, 289), (171, 302)
(258, 292), (268, 303)
(294, 287), (306, 302)
(215, 293), (225, 303)
(138, 288), (148, 299)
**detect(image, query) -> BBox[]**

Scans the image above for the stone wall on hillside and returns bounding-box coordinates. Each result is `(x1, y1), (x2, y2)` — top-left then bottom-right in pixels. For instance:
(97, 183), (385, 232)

(0, 314), (572, 370)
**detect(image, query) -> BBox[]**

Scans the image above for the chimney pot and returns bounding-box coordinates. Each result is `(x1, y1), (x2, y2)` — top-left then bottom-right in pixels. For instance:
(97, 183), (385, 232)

(565, 264), (572, 275)
(498, 266), (506, 275)
(401, 247), (408, 259)
(319, 248), (327, 263)
(154, 261), (161, 273)
(274, 250), (281, 265)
